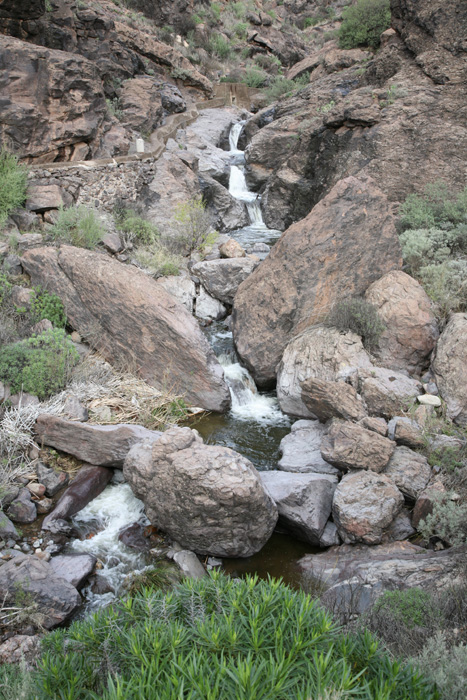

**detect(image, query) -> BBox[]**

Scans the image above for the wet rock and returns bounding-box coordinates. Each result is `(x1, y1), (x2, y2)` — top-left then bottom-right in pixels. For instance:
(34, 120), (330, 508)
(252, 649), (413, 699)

(124, 428), (278, 558)
(42, 464), (113, 529)
(232, 176), (402, 387)
(0, 553), (81, 629)
(22, 247), (230, 412)
(7, 489), (37, 524)
(365, 270), (439, 375)
(432, 313), (467, 426)
(173, 550), (206, 579)
(301, 377), (367, 423)
(321, 420), (395, 473)
(298, 542), (466, 614)
(36, 461), (70, 497)
(358, 367), (422, 418)
(118, 523), (152, 551)
(35, 415), (162, 468)
(0, 512), (20, 542)
(277, 327), (372, 418)
(89, 574), (114, 595)
(192, 257), (259, 306)
(261, 471), (336, 545)
(278, 420), (339, 476)
(49, 553), (96, 589)
(332, 471), (404, 544)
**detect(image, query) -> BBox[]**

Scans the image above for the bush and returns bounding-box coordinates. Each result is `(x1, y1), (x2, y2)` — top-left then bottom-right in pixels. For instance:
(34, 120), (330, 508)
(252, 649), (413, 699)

(134, 243), (182, 278)
(264, 74), (309, 103)
(48, 205), (106, 249)
(399, 182), (467, 231)
(0, 328), (79, 399)
(209, 34), (232, 59)
(243, 67), (268, 88)
(234, 21), (248, 39)
(0, 149), (28, 227)
(29, 287), (66, 328)
(415, 632), (467, 700)
(115, 207), (159, 246)
(326, 298), (386, 350)
(167, 195), (217, 255)
(418, 491), (467, 546)
(33, 574), (436, 699)
(338, 0), (391, 51)
(418, 259), (467, 318)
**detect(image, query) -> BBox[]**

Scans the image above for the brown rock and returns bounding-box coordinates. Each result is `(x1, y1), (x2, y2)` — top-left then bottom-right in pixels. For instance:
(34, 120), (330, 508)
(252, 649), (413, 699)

(358, 367), (422, 418)
(301, 377), (366, 423)
(0, 35), (107, 162)
(26, 184), (71, 213)
(22, 247), (230, 412)
(119, 76), (163, 133)
(359, 416), (388, 436)
(391, 416), (425, 449)
(332, 471), (404, 544)
(383, 446), (431, 500)
(365, 271), (438, 375)
(432, 313), (467, 427)
(42, 464), (113, 529)
(219, 239), (246, 259)
(192, 257), (259, 306)
(412, 481), (446, 529)
(232, 176), (402, 387)
(35, 415), (161, 467)
(321, 419), (395, 473)
(277, 326), (372, 418)
(0, 634), (40, 668)
(101, 233), (123, 255)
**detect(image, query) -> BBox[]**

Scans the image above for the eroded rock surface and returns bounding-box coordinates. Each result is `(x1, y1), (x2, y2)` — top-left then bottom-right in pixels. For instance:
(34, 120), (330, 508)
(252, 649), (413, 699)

(432, 313), (467, 426)
(321, 420), (395, 473)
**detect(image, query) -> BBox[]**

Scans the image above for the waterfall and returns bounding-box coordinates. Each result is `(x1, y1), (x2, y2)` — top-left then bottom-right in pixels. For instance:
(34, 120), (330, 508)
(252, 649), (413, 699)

(229, 121), (245, 152)
(228, 123), (267, 229)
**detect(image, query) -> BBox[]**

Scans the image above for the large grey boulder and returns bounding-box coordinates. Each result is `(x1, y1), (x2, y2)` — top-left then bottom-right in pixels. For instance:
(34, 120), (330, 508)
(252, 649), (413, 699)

(383, 447), (431, 501)
(0, 553), (81, 629)
(301, 377), (367, 423)
(260, 471), (336, 545)
(35, 415), (161, 467)
(321, 420), (395, 473)
(277, 327), (372, 418)
(432, 313), (467, 426)
(332, 471), (404, 544)
(278, 420), (339, 476)
(192, 257), (259, 305)
(21, 247), (230, 412)
(123, 428), (278, 557)
(232, 176), (402, 387)
(49, 554), (96, 590)
(298, 542), (466, 614)
(358, 367), (422, 419)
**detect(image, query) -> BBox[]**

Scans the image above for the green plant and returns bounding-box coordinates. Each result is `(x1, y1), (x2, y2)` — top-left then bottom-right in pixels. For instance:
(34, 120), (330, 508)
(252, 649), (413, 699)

(418, 259), (467, 318)
(326, 298), (386, 350)
(0, 328), (79, 399)
(243, 67), (268, 88)
(234, 21), (248, 39)
(134, 243), (182, 278)
(419, 491), (467, 546)
(48, 205), (106, 249)
(209, 34), (232, 59)
(264, 74), (309, 103)
(317, 100), (336, 114)
(123, 564), (177, 595)
(115, 208), (159, 246)
(170, 66), (194, 81)
(415, 632), (467, 700)
(33, 574), (437, 699)
(106, 97), (123, 120)
(373, 589), (436, 630)
(0, 149), (28, 227)
(232, 2), (246, 19)
(168, 195), (217, 255)
(399, 181), (467, 231)
(29, 288), (66, 328)
(339, 0), (391, 51)
(210, 2), (221, 22)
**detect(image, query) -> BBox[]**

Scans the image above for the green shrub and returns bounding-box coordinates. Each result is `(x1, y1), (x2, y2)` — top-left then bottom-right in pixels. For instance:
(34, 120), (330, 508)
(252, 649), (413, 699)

(168, 195), (217, 255)
(326, 298), (386, 350)
(29, 287), (66, 328)
(209, 34), (232, 59)
(418, 491), (467, 546)
(0, 272), (13, 306)
(415, 632), (467, 700)
(243, 67), (268, 88)
(373, 589), (436, 629)
(0, 149), (28, 227)
(115, 208), (159, 246)
(34, 574), (436, 699)
(264, 74), (309, 102)
(0, 328), (79, 399)
(234, 21), (248, 38)
(399, 181), (467, 231)
(418, 259), (467, 318)
(48, 205), (106, 249)
(339, 0), (391, 50)
(232, 2), (246, 19)
(134, 243), (181, 278)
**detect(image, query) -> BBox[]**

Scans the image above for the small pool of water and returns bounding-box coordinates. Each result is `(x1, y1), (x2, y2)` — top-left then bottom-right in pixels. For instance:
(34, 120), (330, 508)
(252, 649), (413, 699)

(222, 533), (320, 589)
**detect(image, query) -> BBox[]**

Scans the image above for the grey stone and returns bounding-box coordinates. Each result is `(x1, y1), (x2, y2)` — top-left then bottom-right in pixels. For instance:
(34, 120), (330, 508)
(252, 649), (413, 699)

(49, 554), (96, 589)
(7, 489), (37, 524)
(321, 420), (395, 473)
(62, 394), (89, 422)
(195, 286), (227, 321)
(319, 521), (341, 548)
(261, 470), (336, 545)
(192, 257), (259, 305)
(301, 377), (367, 423)
(0, 512), (20, 542)
(36, 462), (70, 497)
(278, 420), (339, 476)
(383, 447), (431, 500)
(432, 313), (467, 426)
(358, 367), (422, 418)
(173, 551), (206, 579)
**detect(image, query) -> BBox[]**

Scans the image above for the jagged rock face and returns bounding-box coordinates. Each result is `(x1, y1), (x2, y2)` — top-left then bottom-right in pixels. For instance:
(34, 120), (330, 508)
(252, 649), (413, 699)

(123, 428), (278, 557)
(0, 35), (107, 162)
(21, 247), (231, 412)
(432, 313), (467, 427)
(232, 176), (402, 387)
(0, 0), (44, 19)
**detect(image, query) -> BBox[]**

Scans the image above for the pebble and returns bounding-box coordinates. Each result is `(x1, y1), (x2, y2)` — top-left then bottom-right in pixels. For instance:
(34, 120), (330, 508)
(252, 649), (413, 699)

(417, 394), (442, 407)
(35, 550), (51, 561)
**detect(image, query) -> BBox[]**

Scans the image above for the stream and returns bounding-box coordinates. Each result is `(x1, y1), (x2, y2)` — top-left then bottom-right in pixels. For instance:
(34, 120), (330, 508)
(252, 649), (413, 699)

(68, 116), (317, 611)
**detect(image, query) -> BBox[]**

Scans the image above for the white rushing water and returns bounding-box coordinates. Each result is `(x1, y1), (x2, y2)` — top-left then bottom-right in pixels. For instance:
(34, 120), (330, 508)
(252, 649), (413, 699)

(229, 120), (245, 153)
(228, 122), (268, 230)
(70, 483), (148, 609)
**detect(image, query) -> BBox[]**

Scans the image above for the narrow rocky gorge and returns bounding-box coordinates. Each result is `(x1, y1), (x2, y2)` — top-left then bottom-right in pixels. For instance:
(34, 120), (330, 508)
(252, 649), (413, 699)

(0, 0), (466, 693)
